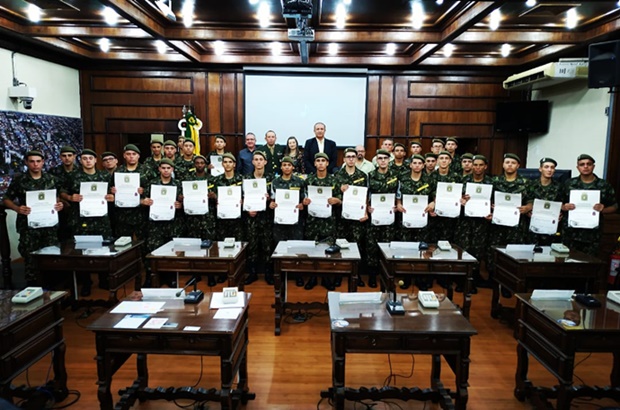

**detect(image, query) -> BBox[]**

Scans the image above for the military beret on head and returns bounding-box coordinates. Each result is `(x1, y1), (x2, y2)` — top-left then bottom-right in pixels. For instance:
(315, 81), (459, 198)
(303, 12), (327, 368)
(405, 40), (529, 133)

(410, 139), (422, 147)
(101, 151), (117, 159)
(26, 150), (44, 159)
(577, 154), (595, 163)
(314, 152), (329, 161)
(446, 137), (458, 144)
(123, 144), (141, 154)
(194, 155), (207, 162)
(159, 158), (175, 167)
(461, 153), (474, 160)
(81, 149), (97, 157)
(215, 135), (226, 143)
(281, 156), (294, 165)
(252, 150), (267, 160)
(431, 138), (445, 145)
(164, 140), (177, 148)
(473, 154), (488, 163)
(60, 145), (76, 154)
(424, 152), (438, 159)
(376, 149), (390, 157)
(411, 154), (425, 162)
(438, 150), (452, 158)
(394, 143), (406, 150)
(222, 152), (236, 162)
(344, 147), (356, 155)
(184, 139), (195, 146)
(150, 140), (163, 146)
(540, 157), (557, 166)
(503, 153), (521, 163)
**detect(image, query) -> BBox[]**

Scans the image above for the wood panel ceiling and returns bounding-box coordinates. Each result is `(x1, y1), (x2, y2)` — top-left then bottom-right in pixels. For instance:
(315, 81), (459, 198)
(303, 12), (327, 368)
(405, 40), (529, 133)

(1, 0), (620, 71)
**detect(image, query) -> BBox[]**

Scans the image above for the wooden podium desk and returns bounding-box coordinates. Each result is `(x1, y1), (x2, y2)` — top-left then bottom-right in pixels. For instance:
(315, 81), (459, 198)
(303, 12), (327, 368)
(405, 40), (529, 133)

(514, 293), (620, 410)
(323, 292), (477, 410)
(32, 241), (143, 303)
(271, 240), (361, 336)
(492, 247), (605, 319)
(147, 241), (247, 289)
(88, 292), (254, 410)
(0, 290), (68, 404)
(379, 242), (477, 319)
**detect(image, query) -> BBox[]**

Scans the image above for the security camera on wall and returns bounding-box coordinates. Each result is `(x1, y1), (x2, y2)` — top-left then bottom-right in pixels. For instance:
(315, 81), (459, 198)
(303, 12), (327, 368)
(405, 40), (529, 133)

(8, 85), (37, 110)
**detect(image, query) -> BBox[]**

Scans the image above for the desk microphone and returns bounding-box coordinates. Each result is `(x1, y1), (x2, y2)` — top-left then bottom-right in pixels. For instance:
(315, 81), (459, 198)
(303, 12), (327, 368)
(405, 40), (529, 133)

(176, 276), (204, 304)
(386, 280), (405, 315)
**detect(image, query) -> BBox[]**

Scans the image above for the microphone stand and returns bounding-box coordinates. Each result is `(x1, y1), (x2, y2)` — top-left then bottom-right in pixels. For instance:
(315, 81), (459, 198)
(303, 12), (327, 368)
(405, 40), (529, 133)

(386, 279), (405, 315)
(176, 276), (204, 304)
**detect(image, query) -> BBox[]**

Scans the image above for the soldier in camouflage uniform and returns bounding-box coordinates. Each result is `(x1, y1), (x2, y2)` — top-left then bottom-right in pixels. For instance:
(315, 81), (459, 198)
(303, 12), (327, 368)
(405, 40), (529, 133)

(389, 143), (408, 176)
(445, 137), (462, 175)
(184, 155), (215, 241)
(111, 144), (148, 239)
(60, 149), (115, 295)
(3, 150), (63, 285)
(49, 145), (79, 242)
(141, 158), (183, 286)
(454, 154), (493, 291)
(366, 149), (400, 288)
(396, 154), (436, 290)
(207, 135), (229, 176)
(269, 157), (306, 286)
(143, 139), (164, 177)
(427, 150), (461, 244)
(562, 154), (618, 256)
(336, 148), (369, 286)
(302, 152), (342, 290)
(175, 138), (197, 181)
(424, 152), (437, 176)
(525, 157), (564, 246)
(460, 153), (474, 178)
(101, 151), (118, 175)
(242, 151), (274, 285)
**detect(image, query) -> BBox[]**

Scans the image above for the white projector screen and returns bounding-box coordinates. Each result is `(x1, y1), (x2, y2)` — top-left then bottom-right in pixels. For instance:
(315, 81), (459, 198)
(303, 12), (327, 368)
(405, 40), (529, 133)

(245, 74), (367, 148)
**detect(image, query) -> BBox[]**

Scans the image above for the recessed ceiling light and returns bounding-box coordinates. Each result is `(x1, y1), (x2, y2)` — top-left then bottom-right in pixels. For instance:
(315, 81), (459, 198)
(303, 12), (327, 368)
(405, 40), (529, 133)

(156, 40), (167, 54)
(258, 2), (270, 27)
(386, 43), (396, 55)
(214, 40), (225, 56)
(436, 0), (444, 5)
(336, 3), (346, 29)
(343, 0), (351, 5)
(271, 42), (281, 56)
(525, 0), (536, 7)
(566, 8), (578, 29)
(99, 38), (110, 53)
(490, 9), (501, 31)
(501, 43), (511, 57)
(27, 4), (41, 23)
(443, 43), (454, 57)
(103, 6), (118, 26)
(182, 0), (194, 28)
(249, 0), (259, 4)
(411, 2), (424, 30)
(328, 43), (338, 55)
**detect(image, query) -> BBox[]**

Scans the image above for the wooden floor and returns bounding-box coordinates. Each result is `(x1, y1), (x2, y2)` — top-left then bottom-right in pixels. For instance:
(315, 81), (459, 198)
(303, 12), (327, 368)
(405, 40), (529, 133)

(11, 275), (620, 410)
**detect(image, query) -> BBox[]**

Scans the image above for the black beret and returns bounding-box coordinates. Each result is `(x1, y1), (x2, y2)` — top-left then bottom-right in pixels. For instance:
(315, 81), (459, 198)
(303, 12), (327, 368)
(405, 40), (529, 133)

(540, 157), (557, 166)
(504, 153), (521, 163)
(577, 154), (595, 163)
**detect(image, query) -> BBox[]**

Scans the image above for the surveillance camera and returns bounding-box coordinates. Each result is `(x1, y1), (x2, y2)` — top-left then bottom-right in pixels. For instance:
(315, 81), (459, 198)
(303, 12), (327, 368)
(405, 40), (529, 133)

(20, 97), (33, 110)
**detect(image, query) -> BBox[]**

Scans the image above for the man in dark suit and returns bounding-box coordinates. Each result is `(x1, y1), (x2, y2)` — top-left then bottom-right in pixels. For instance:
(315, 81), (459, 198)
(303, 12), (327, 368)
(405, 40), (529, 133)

(303, 122), (338, 174)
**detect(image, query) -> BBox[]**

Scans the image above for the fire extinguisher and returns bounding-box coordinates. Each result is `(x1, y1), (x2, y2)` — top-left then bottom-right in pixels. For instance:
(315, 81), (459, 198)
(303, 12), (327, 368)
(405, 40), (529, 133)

(609, 236), (620, 287)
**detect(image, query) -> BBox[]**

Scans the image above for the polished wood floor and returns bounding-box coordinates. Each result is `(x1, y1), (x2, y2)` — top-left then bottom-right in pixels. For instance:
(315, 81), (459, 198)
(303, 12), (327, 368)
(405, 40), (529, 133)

(11, 274), (620, 410)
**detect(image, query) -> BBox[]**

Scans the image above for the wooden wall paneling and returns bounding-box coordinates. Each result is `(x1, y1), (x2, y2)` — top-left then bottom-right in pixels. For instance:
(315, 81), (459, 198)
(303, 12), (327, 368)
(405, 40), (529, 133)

(206, 72), (223, 153)
(379, 76), (395, 136)
(366, 75), (380, 137)
(394, 76), (410, 137)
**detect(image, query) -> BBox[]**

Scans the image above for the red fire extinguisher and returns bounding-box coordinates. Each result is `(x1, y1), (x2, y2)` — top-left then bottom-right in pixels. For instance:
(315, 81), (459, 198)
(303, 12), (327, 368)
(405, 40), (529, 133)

(609, 236), (620, 287)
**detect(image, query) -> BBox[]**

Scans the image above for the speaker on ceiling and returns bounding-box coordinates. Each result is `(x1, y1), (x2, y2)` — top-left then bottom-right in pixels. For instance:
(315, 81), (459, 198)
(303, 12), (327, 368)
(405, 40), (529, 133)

(588, 40), (620, 89)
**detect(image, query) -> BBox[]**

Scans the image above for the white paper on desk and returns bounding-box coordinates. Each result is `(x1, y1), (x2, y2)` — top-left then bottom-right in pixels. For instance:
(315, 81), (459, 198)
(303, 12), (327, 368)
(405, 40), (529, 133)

(370, 193), (395, 226)
(114, 314), (150, 329)
(110, 301), (165, 314)
(214, 308), (242, 319)
(210, 292), (246, 309)
(506, 244), (535, 252)
(210, 155), (224, 176)
(568, 190), (600, 229)
(142, 318), (168, 329)
(492, 191), (521, 227)
(465, 183), (492, 217)
(149, 185), (176, 221)
(274, 189), (299, 225)
(26, 189), (58, 228)
(79, 182), (108, 217)
(307, 185), (332, 218)
(342, 186), (367, 221)
(217, 185), (241, 219)
(529, 199), (561, 235)
(434, 182), (463, 218)
(114, 173), (140, 208)
(182, 180), (209, 215)
(242, 179), (267, 211)
(401, 194), (428, 228)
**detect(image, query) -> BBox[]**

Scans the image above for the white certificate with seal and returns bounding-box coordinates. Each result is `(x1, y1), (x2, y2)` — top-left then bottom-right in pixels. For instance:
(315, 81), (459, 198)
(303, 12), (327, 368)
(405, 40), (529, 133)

(464, 182), (492, 217)
(529, 199), (561, 235)
(370, 193), (395, 226)
(307, 185), (332, 218)
(182, 180), (209, 215)
(568, 189), (600, 229)
(492, 191), (521, 227)
(114, 173), (140, 208)
(401, 194), (428, 228)
(149, 185), (176, 221)
(342, 186), (367, 221)
(26, 189), (58, 228)
(79, 182), (108, 217)
(217, 185), (242, 219)
(274, 189), (299, 225)
(242, 179), (267, 212)
(434, 182), (463, 218)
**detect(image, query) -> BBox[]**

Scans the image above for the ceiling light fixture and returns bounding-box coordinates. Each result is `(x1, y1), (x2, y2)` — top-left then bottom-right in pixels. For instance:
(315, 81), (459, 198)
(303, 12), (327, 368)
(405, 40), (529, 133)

(156, 40), (167, 54)
(490, 9), (501, 30)
(525, 0), (536, 6)
(103, 7), (118, 25)
(249, 0), (259, 4)
(436, 0), (444, 5)
(271, 42), (281, 56)
(214, 40), (225, 56)
(501, 43), (511, 57)
(328, 43), (338, 55)
(386, 43), (396, 55)
(258, 2), (270, 27)
(27, 4), (41, 23)
(343, 0), (351, 5)
(99, 38), (111, 53)
(443, 43), (454, 57)
(566, 8), (578, 29)
(182, 0), (194, 28)
(155, 0), (176, 21)
(411, 1), (424, 30)
(336, 3), (346, 29)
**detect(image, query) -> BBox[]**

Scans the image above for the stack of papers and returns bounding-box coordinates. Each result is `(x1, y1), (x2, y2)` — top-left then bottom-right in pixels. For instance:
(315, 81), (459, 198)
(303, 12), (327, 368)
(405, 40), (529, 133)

(210, 291), (245, 320)
(339, 292), (382, 304)
(530, 289), (575, 300)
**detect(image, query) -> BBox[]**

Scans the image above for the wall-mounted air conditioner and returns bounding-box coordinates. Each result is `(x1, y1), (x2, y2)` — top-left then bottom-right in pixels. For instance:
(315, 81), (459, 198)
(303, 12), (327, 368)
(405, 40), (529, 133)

(503, 58), (589, 90)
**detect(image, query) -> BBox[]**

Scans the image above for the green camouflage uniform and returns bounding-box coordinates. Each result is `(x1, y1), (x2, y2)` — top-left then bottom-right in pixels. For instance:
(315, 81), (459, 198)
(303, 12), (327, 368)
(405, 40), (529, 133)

(270, 174), (306, 244)
(304, 173), (341, 242)
(427, 171), (462, 243)
(174, 156), (196, 181)
(562, 175), (618, 256)
(112, 164), (149, 239)
(183, 172), (215, 240)
(212, 173), (245, 241)
(366, 168), (399, 271)
(243, 172), (274, 272)
(397, 173), (435, 242)
(450, 154), (462, 175)
(454, 174), (493, 263)
(526, 178), (564, 246)
(335, 167), (369, 246)
(143, 156), (162, 178)
(63, 170), (113, 238)
(3, 172), (59, 284)
(143, 178), (183, 252)
(389, 162), (408, 178)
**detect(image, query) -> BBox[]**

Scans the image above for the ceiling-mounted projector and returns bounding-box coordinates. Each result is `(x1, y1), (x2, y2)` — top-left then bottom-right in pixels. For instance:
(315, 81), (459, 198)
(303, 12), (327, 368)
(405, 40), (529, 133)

(155, 0), (176, 21)
(282, 0), (313, 18)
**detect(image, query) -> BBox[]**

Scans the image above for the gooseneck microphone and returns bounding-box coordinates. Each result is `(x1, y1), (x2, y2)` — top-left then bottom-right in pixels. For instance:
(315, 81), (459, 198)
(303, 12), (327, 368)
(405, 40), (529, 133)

(176, 276), (199, 297)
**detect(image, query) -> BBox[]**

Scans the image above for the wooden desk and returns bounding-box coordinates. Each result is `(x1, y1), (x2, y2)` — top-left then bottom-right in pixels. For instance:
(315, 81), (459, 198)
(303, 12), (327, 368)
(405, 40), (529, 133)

(147, 241), (247, 290)
(379, 242), (477, 319)
(514, 293), (620, 410)
(271, 241), (361, 336)
(88, 293), (254, 410)
(323, 292), (477, 410)
(492, 247), (605, 319)
(31, 241), (143, 303)
(0, 290), (68, 404)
